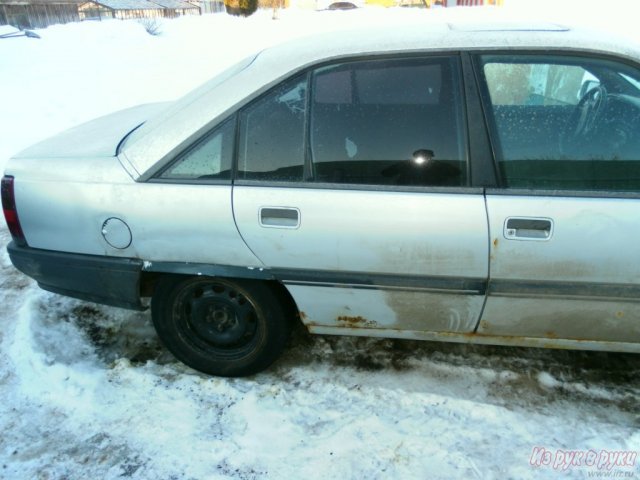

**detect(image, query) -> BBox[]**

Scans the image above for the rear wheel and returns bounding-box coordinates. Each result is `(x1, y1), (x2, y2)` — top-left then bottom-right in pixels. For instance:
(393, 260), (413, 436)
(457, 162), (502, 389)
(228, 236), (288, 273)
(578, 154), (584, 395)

(151, 276), (290, 377)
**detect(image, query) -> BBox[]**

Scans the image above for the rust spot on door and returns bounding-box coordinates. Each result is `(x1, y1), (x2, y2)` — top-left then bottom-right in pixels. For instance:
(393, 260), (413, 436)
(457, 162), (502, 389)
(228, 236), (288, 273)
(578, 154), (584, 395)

(493, 238), (499, 248)
(337, 315), (377, 328)
(299, 311), (308, 321)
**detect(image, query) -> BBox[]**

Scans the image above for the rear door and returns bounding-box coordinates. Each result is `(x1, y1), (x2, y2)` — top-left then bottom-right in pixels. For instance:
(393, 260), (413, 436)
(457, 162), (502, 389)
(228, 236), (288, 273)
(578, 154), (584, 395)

(232, 55), (489, 334)
(476, 53), (640, 346)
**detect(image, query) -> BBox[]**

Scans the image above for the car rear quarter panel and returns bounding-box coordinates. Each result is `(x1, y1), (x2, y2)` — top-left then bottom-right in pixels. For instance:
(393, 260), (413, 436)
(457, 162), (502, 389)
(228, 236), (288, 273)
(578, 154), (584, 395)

(9, 157), (261, 267)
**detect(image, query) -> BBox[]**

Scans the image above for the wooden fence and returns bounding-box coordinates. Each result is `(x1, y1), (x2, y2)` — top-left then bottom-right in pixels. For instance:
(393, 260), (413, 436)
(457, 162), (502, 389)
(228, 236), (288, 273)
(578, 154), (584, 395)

(1, 0), (206, 28)
(0, 2), (80, 29)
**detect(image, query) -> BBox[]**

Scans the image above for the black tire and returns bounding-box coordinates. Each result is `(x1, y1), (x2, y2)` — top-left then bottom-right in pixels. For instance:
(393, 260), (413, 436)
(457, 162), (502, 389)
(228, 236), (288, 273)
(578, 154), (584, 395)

(151, 276), (291, 377)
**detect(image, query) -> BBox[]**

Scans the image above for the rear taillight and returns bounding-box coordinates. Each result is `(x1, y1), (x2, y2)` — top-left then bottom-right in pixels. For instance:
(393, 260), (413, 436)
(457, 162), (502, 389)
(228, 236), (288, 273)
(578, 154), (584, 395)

(1, 175), (27, 246)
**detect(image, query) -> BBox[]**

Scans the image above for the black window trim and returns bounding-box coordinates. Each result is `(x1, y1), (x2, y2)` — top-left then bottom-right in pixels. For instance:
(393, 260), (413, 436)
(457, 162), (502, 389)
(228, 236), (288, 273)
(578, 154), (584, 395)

(486, 188), (640, 200)
(302, 71), (314, 181)
(461, 51), (498, 188)
(233, 178), (484, 195)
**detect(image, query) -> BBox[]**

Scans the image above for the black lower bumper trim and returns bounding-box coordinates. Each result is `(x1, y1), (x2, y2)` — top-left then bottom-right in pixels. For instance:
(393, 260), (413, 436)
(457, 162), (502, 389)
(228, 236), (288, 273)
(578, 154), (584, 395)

(7, 242), (144, 310)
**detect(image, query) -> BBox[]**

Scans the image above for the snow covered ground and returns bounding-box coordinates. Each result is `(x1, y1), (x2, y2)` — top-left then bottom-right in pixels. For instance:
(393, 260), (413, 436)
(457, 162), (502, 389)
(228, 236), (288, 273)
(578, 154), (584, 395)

(1, 4), (640, 479)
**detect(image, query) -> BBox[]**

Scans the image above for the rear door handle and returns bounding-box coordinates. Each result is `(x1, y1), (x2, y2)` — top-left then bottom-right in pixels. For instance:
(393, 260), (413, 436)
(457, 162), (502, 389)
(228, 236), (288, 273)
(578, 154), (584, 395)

(259, 207), (300, 229)
(504, 217), (553, 241)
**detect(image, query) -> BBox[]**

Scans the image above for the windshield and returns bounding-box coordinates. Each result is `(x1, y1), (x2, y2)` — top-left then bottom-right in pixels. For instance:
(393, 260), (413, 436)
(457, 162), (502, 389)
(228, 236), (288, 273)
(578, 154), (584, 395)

(621, 73), (640, 91)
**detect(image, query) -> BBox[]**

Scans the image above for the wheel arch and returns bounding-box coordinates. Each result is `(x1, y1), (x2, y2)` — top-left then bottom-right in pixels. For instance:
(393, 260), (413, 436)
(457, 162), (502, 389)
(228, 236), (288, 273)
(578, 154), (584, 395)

(141, 270), (302, 325)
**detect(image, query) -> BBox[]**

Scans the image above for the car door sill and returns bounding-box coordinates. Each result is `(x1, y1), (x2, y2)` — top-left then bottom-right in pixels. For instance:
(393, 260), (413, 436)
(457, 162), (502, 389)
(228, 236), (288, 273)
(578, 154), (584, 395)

(306, 325), (640, 354)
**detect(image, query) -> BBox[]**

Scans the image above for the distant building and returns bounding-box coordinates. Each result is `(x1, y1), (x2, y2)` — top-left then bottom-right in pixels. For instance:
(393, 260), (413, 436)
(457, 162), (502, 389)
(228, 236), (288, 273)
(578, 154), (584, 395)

(306, 0), (501, 9)
(0, 0), (201, 28)
(151, 0), (200, 14)
(0, 0), (83, 29)
(190, 0), (224, 14)
(78, 0), (199, 20)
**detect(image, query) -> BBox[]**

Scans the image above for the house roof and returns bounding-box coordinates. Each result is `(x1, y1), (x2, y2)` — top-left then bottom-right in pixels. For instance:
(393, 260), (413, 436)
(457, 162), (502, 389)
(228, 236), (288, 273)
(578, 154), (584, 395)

(149, 0), (198, 9)
(90, 0), (164, 10)
(0, 0), (84, 5)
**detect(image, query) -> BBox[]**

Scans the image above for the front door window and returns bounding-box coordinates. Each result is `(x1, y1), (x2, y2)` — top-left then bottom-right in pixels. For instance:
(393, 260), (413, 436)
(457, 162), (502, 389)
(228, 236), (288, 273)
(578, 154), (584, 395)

(480, 55), (640, 191)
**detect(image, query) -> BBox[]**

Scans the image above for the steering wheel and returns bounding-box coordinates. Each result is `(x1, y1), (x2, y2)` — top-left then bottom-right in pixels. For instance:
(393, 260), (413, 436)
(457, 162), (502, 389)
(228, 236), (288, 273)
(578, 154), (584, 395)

(561, 84), (608, 153)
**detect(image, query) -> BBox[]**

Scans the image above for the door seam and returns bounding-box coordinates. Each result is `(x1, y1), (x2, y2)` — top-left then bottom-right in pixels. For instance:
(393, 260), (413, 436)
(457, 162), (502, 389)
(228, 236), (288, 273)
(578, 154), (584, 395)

(230, 184), (267, 269)
(473, 190), (492, 334)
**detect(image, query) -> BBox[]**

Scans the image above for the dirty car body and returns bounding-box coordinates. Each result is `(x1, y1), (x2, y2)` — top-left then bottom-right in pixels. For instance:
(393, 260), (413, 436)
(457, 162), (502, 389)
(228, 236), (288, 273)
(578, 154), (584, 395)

(4, 22), (640, 376)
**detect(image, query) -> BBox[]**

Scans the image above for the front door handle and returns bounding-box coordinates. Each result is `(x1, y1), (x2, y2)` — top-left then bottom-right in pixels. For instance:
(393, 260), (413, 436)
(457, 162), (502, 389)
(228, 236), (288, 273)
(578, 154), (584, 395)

(504, 217), (553, 241)
(259, 207), (300, 229)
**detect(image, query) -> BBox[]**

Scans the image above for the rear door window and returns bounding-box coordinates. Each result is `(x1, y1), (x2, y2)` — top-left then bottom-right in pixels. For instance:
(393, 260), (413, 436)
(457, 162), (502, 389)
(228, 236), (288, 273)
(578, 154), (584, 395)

(310, 56), (467, 187)
(237, 75), (307, 181)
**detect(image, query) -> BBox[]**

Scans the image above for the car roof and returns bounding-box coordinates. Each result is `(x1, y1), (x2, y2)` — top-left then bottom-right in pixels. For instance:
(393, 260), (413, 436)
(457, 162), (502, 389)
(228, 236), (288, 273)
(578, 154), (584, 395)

(120, 21), (640, 180)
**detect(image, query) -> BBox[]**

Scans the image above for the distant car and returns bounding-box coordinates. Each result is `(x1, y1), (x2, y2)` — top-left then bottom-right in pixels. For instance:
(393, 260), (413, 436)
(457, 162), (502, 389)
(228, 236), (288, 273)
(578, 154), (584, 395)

(4, 22), (640, 377)
(315, 0), (364, 9)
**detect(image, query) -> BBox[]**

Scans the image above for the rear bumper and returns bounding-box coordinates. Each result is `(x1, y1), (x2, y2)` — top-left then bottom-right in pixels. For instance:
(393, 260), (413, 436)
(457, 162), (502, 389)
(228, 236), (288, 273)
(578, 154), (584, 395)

(7, 242), (144, 310)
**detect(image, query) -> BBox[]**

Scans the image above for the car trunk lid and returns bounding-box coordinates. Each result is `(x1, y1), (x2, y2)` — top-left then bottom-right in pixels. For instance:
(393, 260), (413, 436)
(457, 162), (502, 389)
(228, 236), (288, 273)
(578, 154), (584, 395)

(13, 102), (170, 160)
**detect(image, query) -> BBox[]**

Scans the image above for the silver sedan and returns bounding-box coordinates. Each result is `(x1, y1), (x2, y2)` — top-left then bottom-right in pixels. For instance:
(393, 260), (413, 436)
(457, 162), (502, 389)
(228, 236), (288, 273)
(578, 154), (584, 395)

(3, 22), (640, 376)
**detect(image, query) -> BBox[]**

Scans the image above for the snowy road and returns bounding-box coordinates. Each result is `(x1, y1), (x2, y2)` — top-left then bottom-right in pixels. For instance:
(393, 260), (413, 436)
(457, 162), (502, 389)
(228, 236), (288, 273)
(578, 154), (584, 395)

(1, 6), (639, 479)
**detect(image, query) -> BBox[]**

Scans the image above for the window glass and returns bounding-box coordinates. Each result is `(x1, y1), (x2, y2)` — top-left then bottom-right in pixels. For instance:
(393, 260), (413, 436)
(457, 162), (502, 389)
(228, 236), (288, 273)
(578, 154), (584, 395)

(158, 118), (234, 180)
(484, 63), (587, 106)
(622, 73), (640, 90)
(310, 57), (466, 187)
(238, 75), (307, 181)
(481, 55), (640, 191)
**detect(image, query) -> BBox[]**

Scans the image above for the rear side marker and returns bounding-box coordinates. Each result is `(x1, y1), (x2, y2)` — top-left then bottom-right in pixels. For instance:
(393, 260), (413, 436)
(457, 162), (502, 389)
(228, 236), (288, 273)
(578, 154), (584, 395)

(1, 176), (27, 246)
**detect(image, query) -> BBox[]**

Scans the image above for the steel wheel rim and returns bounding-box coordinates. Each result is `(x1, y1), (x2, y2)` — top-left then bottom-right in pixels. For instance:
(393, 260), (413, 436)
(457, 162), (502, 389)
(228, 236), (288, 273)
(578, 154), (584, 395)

(173, 280), (260, 356)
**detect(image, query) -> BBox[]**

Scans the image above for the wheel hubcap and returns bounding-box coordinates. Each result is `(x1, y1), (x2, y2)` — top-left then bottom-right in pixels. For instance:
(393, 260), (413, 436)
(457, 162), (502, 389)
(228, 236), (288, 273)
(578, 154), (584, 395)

(178, 282), (258, 349)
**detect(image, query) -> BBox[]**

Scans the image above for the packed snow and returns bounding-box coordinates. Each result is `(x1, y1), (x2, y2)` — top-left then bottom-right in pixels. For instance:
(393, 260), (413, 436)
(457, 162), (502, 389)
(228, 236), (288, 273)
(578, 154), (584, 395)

(1, 2), (640, 479)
